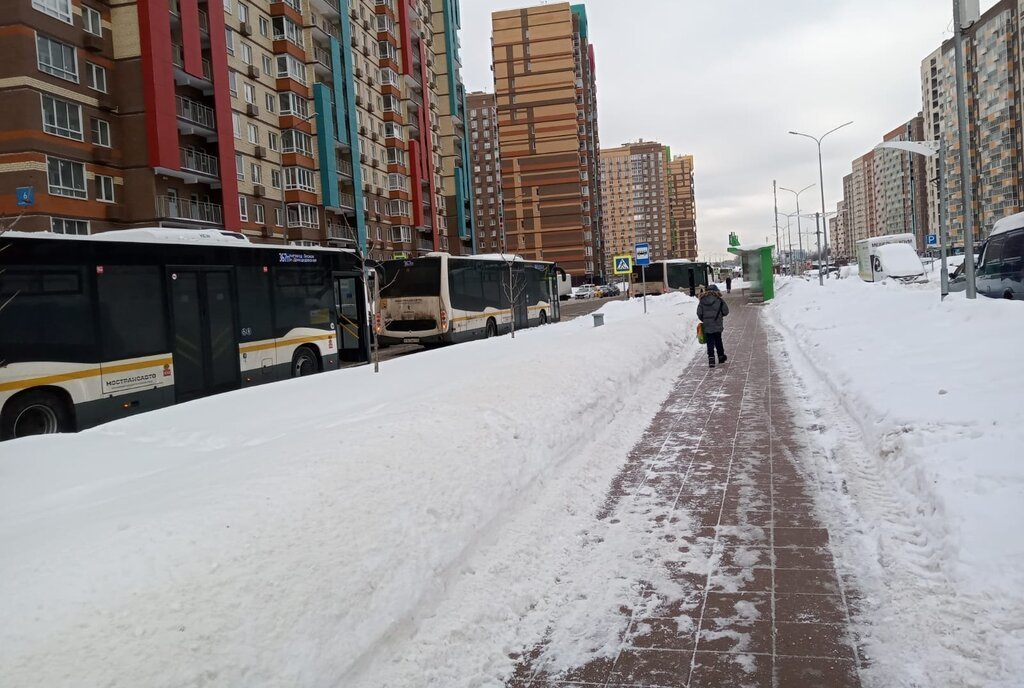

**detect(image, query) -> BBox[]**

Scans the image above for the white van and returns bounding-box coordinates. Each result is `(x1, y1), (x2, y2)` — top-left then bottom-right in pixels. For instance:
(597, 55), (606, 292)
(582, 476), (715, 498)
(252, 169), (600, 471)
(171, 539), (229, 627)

(856, 234), (925, 283)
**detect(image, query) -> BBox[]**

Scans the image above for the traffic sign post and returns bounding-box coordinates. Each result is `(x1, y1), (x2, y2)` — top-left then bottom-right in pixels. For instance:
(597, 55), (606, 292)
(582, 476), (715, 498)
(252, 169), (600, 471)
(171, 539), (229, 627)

(635, 243), (650, 314)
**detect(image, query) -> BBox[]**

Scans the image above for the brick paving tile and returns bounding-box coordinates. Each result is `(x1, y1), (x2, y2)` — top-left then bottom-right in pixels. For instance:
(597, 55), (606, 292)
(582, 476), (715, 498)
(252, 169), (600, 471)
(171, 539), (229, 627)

(504, 297), (863, 687)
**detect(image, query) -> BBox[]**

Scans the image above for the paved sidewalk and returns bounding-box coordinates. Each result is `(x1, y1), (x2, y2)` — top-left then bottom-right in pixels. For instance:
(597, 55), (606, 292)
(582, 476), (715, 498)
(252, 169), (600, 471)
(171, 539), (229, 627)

(508, 297), (863, 688)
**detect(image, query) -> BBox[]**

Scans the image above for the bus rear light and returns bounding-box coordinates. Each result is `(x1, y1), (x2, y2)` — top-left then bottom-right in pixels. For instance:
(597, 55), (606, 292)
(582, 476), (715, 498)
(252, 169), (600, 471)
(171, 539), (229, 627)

(439, 308), (448, 331)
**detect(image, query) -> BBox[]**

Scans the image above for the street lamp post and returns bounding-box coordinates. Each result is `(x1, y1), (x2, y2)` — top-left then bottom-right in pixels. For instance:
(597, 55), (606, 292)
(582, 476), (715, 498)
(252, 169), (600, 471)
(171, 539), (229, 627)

(952, 0), (978, 299)
(789, 121), (853, 280)
(779, 184), (815, 276)
(776, 210), (799, 275)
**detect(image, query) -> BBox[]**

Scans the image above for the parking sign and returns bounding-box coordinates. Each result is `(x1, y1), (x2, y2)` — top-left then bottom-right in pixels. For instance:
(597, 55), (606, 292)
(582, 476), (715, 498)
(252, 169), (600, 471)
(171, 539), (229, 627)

(926, 234), (937, 246)
(635, 242), (651, 266)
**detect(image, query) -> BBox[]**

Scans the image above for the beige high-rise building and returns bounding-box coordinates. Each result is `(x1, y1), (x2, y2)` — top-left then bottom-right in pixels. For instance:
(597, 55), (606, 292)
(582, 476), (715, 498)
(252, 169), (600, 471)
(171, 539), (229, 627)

(491, 2), (602, 281)
(920, 0), (1024, 250)
(599, 140), (670, 272)
(667, 154), (697, 260)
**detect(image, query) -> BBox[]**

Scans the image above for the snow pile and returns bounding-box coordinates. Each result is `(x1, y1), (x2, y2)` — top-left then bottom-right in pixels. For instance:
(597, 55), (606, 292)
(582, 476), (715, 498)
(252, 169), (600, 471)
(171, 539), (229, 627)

(769, 278), (1024, 686)
(0, 294), (700, 688)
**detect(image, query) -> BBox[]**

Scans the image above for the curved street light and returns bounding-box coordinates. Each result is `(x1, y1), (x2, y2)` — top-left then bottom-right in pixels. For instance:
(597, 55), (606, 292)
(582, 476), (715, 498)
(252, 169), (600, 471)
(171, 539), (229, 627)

(779, 184), (815, 275)
(789, 121), (853, 282)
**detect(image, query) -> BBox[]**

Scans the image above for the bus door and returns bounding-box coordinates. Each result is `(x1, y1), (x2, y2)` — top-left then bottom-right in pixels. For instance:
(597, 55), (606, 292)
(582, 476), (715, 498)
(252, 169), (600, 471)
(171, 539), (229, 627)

(333, 273), (367, 363)
(508, 265), (529, 329)
(167, 267), (240, 402)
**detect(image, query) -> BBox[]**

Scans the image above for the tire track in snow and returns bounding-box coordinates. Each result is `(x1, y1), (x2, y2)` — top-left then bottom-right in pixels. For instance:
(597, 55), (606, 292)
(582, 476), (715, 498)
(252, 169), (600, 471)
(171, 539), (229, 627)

(765, 312), (1023, 688)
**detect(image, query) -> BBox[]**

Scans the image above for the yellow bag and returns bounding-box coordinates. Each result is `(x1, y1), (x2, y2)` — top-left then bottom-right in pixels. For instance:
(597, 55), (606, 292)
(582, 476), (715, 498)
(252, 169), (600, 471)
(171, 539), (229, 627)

(697, 323), (705, 344)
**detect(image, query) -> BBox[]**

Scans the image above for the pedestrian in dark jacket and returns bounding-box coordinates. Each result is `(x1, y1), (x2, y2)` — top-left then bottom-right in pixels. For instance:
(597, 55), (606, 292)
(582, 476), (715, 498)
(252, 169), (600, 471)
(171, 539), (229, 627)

(697, 284), (729, 368)
(725, 275), (733, 293)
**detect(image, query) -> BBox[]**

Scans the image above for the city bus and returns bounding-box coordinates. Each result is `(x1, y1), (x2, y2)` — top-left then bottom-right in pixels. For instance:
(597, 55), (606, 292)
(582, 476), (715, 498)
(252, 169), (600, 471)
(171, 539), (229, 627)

(0, 228), (370, 440)
(378, 253), (560, 346)
(630, 259), (712, 297)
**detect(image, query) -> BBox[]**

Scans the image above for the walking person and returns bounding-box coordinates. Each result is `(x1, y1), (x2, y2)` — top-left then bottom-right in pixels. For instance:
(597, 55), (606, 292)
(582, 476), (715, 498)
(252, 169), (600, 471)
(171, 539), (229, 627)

(697, 284), (729, 368)
(725, 274), (733, 293)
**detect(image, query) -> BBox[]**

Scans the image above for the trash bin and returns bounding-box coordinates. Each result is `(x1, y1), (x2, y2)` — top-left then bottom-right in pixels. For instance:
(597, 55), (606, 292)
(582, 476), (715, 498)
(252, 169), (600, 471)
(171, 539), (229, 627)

(592, 313), (604, 327)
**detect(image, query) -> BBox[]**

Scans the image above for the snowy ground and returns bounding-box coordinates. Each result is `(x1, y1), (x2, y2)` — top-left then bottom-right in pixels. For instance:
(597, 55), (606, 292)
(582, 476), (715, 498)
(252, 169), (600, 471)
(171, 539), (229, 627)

(768, 276), (1024, 687)
(0, 294), (700, 688)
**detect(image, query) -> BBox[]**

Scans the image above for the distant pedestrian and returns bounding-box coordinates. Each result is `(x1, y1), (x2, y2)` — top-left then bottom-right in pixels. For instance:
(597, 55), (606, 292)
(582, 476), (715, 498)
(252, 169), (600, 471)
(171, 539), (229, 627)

(725, 275), (733, 293)
(697, 284), (729, 368)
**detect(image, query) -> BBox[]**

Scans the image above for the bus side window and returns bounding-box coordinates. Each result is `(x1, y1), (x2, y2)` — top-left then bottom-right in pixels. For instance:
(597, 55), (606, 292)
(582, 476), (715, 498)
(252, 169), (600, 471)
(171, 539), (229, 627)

(0, 267), (97, 364)
(236, 266), (273, 342)
(97, 266), (168, 361)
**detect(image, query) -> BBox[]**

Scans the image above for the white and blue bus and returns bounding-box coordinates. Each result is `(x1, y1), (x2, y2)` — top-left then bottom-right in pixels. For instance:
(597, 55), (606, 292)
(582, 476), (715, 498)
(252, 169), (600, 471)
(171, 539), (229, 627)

(378, 253), (560, 345)
(630, 259), (713, 296)
(0, 228), (369, 440)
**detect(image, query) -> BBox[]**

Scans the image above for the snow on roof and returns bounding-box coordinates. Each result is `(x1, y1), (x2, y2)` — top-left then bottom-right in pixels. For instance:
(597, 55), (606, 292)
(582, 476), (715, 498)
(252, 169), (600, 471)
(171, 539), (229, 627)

(729, 243), (773, 252)
(856, 233), (915, 247)
(663, 258), (695, 264)
(876, 243), (924, 277)
(2, 228), (355, 252)
(991, 211), (1024, 237)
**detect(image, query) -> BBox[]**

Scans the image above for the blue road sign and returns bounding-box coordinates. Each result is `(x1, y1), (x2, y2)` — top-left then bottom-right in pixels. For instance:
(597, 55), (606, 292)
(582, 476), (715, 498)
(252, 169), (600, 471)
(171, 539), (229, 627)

(635, 242), (651, 266)
(15, 187), (34, 207)
(926, 234), (938, 246)
(614, 256), (632, 274)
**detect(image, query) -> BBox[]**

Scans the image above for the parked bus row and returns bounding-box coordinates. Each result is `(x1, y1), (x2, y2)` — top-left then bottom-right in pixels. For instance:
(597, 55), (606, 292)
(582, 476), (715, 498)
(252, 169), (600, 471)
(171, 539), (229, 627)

(0, 231), (561, 439)
(629, 259), (713, 297)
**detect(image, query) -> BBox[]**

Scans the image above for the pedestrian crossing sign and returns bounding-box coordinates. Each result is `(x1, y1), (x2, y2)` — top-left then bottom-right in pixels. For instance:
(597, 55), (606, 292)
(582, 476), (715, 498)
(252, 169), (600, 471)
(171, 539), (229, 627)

(613, 254), (633, 275)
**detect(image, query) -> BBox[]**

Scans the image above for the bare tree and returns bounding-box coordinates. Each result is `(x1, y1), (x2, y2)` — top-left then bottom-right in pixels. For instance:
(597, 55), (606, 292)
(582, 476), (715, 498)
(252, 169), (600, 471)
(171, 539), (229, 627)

(499, 253), (526, 339)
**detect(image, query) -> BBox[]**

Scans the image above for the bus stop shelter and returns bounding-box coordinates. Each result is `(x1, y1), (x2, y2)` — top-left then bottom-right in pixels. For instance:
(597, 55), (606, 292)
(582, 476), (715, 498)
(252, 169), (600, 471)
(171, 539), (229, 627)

(727, 233), (775, 302)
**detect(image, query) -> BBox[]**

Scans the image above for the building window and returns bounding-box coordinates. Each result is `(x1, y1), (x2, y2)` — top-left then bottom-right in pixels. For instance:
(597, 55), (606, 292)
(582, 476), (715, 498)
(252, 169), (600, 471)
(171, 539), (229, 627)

(243, 82), (256, 104)
(47, 157), (87, 199)
(83, 6), (102, 36)
(239, 196), (248, 221)
(270, 168), (281, 189)
(286, 203), (319, 228)
(268, 131), (279, 151)
(37, 34), (78, 82)
(274, 207), (283, 226)
(275, 54), (306, 84)
(247, 123), (259, 144)
(225, 27), (234, 55)
(86, 62), (107, 92)
(278, 92), (309, 117)
(258, 16), (270, 37)
(96, 174), (114, 202)
(91, 118), (110, 147)
(261, 54), (273, 76)
(232, 112), (241, 138)
(251, 163), (262, 184)
(254, 203), (265, 224)
(271, 16), (303, 48)
(281, 129), (313, 156)
(235, 153), (244, 180)
(40, 95), (83, 140)
(264, 92), (275, 113)
(33, 0), (72, 23)
(240, 42), (252, 65)
(228, 70), (237, 96)
(51, 218), (90, 235)
(283, 166), (315, 193)
(236, 2), (248, 21)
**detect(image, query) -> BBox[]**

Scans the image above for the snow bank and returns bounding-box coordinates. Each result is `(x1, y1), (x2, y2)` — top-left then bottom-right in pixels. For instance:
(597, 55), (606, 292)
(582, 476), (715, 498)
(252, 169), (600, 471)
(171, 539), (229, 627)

(0, 294), (699, 688)
(768, 277), (1024, 686)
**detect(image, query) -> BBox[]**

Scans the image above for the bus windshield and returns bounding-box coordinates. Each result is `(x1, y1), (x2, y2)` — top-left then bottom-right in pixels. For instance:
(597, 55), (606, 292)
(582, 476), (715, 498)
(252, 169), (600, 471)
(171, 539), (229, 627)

(381, 258), (441, 298)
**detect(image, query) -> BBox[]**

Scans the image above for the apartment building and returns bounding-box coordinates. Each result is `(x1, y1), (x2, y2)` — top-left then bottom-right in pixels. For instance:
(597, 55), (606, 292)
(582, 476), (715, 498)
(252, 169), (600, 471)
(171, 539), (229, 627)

(0, 0), (239, 234)
(430, 0), (473, 255)
(467, 91), (503, 252)
(491, 2), (602, 281)
(667, 154), (697, 260)
(848, 151), (874, 248)
(920, 0), (1023, 249)
(1, 0), (470, 258)
(599, 140), (669, 272)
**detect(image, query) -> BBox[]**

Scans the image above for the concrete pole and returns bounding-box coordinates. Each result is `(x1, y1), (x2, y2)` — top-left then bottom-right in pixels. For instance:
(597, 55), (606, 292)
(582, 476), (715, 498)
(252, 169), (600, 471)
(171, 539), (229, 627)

(815, 212), (824, 286)
(939, 143), (950, 299)
(773, 180), (781, 272)
(953, 0), (977, 298)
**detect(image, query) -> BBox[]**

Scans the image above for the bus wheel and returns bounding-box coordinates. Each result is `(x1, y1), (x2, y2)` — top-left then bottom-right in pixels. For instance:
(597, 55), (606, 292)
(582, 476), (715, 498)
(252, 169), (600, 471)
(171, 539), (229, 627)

(539, 310), (548, 325)
(291, 347), (320, 377)
(1, 390), (73, 440)
(485, 318), (498, 338)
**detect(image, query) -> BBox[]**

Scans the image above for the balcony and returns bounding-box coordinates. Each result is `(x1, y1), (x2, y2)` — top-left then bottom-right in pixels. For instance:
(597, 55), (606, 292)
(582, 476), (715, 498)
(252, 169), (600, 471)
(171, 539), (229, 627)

(326, 222), (356, 245)
(175, 95), (217, 136)
(171, 44), (213, 93)
(179, 147), (219, 178)
(313, 45), (333, 76)
(310, 15), (340, 43)
(337, 157), (354, 177)
(156, 195), (222, 225)
(337, 191), (355, 209)
(307, 0), (340, 19)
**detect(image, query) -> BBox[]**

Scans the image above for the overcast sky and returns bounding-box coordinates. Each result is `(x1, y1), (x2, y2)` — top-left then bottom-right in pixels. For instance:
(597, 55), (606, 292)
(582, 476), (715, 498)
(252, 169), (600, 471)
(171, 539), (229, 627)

(457, 0), (993, 258)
